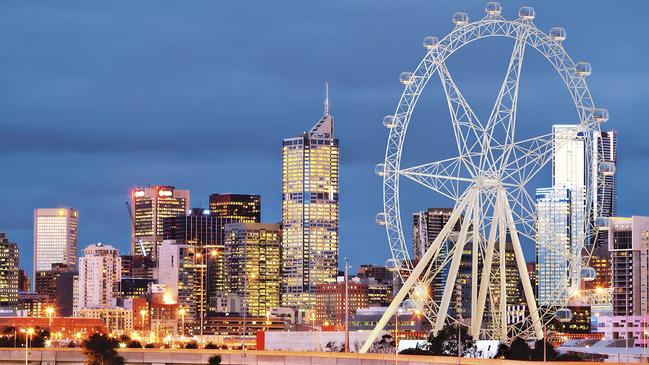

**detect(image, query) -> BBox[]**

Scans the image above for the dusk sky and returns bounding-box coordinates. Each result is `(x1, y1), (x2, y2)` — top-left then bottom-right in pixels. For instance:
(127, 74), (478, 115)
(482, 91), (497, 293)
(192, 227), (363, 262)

(1, 1), (647, 274)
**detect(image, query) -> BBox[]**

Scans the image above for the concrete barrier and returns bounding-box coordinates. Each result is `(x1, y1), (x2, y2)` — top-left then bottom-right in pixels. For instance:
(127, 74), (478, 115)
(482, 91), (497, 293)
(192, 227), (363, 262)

(0, 348), (617, 365)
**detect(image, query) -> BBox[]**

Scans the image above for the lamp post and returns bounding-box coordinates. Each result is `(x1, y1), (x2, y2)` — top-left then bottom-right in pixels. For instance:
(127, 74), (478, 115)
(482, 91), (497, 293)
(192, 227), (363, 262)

(394, 307), (401, 365)
(23, 328), (34, 365)
(45, 307), (55, 329)
(344, 257), (350, 353)
(196, 251), (205, 343)
(543, 324), (547, 365)
(640, 330), (649, 362)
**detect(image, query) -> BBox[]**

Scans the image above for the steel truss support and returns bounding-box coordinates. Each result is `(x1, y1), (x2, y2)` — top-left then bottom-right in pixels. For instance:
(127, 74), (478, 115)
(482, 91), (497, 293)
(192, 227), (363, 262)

(359, 189), (474, 354)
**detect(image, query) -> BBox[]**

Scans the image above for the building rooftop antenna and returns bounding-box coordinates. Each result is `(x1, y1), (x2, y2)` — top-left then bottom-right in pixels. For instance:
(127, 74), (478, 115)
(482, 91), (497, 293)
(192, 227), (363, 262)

(324, 81), (329, 117)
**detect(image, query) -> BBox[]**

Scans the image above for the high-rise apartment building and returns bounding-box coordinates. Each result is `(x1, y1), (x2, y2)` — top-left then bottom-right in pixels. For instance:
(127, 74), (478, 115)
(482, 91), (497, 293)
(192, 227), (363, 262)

(535, 125), (587, 306)
(163, 208), (221, 312)
(78, 243), (121, 309)
(281, 89), (339, 309)
(588, 130), (618, 290)
(412, 208), (461, 306)
(131, 186), (189, 260)
(536, 187), (572, 307)
(157, 240), (196, 331)
(593, 131), (617, 219)
(607, 216), (649, 317)
(33, 208), (78, 281)
(225, 222), (281, 316)
(552, 125), (586, 290)
(0, 233), (19, 308)
(412, 208), (458, 261)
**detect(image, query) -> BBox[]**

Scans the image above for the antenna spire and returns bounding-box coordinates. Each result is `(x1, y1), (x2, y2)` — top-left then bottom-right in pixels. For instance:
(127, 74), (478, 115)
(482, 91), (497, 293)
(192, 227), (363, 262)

(324, 81), (329, 116)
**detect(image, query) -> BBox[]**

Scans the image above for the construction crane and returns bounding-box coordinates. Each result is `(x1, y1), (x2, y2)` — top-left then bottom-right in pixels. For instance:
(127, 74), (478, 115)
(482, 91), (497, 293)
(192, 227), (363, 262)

(126, 201), (148, 256)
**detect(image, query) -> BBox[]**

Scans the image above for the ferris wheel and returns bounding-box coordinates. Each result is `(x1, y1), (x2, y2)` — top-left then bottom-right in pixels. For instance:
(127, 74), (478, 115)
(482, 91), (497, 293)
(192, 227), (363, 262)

(361, 2), (608, 352)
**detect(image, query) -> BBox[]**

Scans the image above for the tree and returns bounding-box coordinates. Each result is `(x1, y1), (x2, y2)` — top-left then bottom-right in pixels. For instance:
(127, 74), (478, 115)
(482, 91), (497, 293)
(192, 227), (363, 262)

(493, 343), (510, 359)
(204, 342), (218, 349)
(82, 334), (125, 365)
(531, 339), (558, 361)
(127, 340), (142, 348)
(208, 355), (222, 365)
(509, 337), (531, 360)
(325, 341), (340, 352)
(399, 347), (432, 355)
(427, 324), (476, 356)
(184, 341), (199, 349)
(369, 334), (395, 354)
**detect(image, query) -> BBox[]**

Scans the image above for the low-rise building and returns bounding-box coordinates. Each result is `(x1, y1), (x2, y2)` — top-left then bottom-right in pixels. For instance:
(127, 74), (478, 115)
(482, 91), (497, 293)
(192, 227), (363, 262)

(315, 277), (368, 328)
(75, 307), (133, 334)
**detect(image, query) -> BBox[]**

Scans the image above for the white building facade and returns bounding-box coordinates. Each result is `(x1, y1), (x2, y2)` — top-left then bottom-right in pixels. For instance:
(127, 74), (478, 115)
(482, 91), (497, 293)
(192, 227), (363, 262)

(536, 187), (572, 306)
(77, 243), (121, 310)
(33, 208), (78, 280)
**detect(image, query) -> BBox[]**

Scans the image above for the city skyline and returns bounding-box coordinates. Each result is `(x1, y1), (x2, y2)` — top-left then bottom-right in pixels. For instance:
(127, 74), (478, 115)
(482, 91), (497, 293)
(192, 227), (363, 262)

(0, 0), (647, 276)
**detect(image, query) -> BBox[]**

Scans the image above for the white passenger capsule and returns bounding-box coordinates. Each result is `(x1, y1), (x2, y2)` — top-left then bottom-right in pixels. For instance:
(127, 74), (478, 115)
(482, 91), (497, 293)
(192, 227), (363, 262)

(375, 163), (386, 176)
(593, 108), (609, 123)
(400, 72), (414, 86)
(423, 36), (439, 50)
(383, 115), (398, 128)
(452, 12), (469, 26)
(375, 212), (387, 225)
(519, 6), (535, 21)
(549, 27), (566, 42)
(575, 62), (592, 77)
(485, 2), (502, 16)
(581, 267), (597, 282)
(556, 308), (573, 323)
(594, 217), (610, 229)
(385, 258), (401, 272)
(598, 161), (616, 176)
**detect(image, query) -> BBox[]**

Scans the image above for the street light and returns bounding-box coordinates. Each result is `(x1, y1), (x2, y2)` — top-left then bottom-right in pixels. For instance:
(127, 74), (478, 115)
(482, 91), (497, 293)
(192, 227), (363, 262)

(178, 307), (186, 337)
(22, 328), (34, 365)
(139, 309), (147, 332)
(45, 307), (55, 329)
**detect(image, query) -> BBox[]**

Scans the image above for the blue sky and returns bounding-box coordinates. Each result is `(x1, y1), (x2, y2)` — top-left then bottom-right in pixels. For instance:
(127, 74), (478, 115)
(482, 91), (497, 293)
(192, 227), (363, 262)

(1, 1), (647, 274)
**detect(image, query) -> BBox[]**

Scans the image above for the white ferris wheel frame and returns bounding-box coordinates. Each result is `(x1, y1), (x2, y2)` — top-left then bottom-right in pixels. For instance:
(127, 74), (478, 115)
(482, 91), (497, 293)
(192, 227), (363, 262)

(361, 4), (606, 353)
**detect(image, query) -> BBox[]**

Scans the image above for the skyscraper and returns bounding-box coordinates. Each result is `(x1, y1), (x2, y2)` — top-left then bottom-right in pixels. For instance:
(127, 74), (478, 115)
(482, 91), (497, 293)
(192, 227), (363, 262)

(412, 208), (461, 306)
(281, 86), (339, 309)
(536, 187), (572, 307)
(209, 194), (261, 223)
(412, 208), (458, 261)
(33, 208), (78, 281)
(158, 240), (196, 331)
(593, 130), (617, 219)
(587, 130), (617, 290)
(131, 186), (189, 260)
(163, 208), (220, 313)
(607, 216), (649, 317)
(553, 125), (586, 290)
(224, 222), (281, 316)
(77, 243), (121, 309)
(535, 125), (586, 305)
(0, 233), (19, 308)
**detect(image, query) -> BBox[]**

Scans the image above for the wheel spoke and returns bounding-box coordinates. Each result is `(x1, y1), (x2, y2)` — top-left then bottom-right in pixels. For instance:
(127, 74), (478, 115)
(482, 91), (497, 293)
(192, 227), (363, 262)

(435, 58), (485, 176)
(484, 24), (530, 174)
(399, 156), (474, 200)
